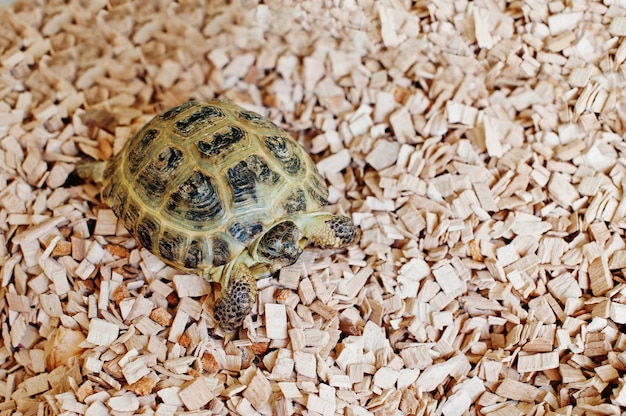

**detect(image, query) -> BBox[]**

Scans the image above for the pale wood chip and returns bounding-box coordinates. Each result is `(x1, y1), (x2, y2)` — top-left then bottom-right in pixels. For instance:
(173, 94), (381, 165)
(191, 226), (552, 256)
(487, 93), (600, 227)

(416, 353), (471, 392)
(294, 350), (317, 379)
(4, 1), (626, 414)
(178, 377), (214, 411)
(108, 393), (140, 412)
(265, 303), (288, 340)
(167, 310), (189, 343)
(495, 377), (541, 402)
(121, 357), (151, 385)
(517, 352), (559, 373)
(94, 209), (118, 236)
(307, 392), (337, 415)
(242, 369), (272, 411)
(86, 318), (119, 347)
(432, 262), (465, 295)
(546, 273), (583, 304)
(173, 274), (211, 297)
(6, 293), (30, 312)
(588, 256), (614, 296)
(278, 381), (302, 399)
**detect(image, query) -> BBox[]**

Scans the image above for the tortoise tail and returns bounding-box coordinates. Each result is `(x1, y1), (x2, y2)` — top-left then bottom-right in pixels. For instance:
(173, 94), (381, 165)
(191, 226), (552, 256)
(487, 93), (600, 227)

(75, 160), (108, 183)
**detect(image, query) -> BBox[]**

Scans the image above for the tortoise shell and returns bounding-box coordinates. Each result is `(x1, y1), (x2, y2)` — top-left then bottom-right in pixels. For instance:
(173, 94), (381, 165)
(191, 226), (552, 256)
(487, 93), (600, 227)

(101, 100), (329, 275)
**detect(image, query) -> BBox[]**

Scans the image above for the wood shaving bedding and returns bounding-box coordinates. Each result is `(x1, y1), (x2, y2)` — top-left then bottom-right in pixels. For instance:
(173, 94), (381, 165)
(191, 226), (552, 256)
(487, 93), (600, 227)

(1, 0), (626, 415)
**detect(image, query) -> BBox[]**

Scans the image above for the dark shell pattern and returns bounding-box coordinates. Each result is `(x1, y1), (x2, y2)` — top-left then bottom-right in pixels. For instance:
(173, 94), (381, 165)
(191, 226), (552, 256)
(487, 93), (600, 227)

(101, 100), (329, 276)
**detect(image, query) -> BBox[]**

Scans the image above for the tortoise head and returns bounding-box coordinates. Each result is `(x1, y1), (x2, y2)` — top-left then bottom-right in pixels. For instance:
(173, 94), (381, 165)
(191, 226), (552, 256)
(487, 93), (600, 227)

(254, 220), (303, 268)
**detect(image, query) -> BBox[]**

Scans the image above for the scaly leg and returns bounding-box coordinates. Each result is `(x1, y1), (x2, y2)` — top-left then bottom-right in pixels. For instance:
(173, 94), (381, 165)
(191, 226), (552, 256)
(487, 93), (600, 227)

(297, 213), (358, 249)
(213, 263), (257, 340)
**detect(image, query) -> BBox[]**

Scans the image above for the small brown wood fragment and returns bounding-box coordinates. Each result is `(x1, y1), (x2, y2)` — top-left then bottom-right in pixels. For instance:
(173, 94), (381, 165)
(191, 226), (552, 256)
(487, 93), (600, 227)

(201, 352), (219, 373)
(128, 373), (160, 396)
(150, 307), (173, 327)
(51, 240), (72, 257)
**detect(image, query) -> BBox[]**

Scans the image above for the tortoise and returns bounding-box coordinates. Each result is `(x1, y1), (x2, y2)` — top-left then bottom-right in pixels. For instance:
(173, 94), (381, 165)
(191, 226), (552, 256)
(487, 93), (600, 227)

(77, 99), (357, 338)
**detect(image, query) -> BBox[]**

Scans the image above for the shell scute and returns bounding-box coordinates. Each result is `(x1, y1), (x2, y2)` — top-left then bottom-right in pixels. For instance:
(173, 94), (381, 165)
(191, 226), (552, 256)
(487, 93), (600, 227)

(158, 230), (186, 262)
(158, 100), (198, 121)
(245, 154), (281, 186)
(210, 235), (232, 267)
(262, 134), (303, 176)
(184, 238), (207, 269)
(196, 125), (246, 158)
(136, 214), (159, 252)
(172, 104), (226, 137)
(165, 170), (224, 227)
(282, 188), (307, 214)
(237, 108), (282, 132)
(137, 146), (185, 199)
(227, 161), (259, 207)
(128, 128), (160, 175)
(307, 174), (329, 206)
(229, 221), (264, 244)
(121, 200), (140, 232)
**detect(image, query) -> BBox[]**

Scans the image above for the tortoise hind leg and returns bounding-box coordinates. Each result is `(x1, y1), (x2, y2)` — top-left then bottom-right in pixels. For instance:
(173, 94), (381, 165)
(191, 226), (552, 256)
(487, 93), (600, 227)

(76, 160), (108, 183)
(213, 263), (257, 340)
(298, 213), (358, 249)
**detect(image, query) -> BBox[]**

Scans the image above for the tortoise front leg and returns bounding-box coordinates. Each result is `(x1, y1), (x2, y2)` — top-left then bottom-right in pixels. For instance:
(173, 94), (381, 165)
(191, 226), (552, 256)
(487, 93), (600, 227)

(298, 213), (357, 249)
(213, 263), (257, 340)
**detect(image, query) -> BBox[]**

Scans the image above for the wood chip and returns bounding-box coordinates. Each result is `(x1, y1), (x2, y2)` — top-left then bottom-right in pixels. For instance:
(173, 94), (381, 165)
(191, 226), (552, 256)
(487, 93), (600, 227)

(517, 352), (560, 373)
(86, 318), (119, 347)
(242, 369), (272, 412)
(178, 378), (214, 411)
(2, 1), (626, 415)
(108, 393), (139, 413)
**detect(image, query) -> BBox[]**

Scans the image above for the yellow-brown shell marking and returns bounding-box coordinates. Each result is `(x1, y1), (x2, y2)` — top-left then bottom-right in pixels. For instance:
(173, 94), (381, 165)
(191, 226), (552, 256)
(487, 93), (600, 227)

(101, 100), (328, 275)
